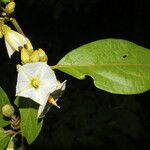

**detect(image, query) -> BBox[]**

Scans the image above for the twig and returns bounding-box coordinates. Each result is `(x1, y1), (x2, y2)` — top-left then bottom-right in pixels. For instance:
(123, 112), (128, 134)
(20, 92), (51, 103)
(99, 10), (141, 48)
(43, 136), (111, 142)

(11, 18), (25, 36)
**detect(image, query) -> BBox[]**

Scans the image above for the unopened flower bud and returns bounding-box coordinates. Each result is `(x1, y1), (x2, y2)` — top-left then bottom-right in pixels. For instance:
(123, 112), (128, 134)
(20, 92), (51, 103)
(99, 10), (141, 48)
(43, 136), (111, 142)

(30, 50), (40, 62)
(5, 1), (15, 14)
(37, 48), (45, 57)
(21, 48), (30, 64)
(40, 55), (48, 62)
(6, 140), (14, 150)
(2, 104), (15, 118)
(25, 38), (33, 55)
(37, 48), (48, 62)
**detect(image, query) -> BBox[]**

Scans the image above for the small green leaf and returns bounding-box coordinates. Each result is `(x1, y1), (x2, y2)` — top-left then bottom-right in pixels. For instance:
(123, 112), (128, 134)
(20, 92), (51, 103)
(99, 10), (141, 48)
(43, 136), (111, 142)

(15, 97), (43, 144)
(0, 87), (10, 127)
(0, 87), (10, 109)
(55, 39), (150, 94)
(0, 129), (11, 149)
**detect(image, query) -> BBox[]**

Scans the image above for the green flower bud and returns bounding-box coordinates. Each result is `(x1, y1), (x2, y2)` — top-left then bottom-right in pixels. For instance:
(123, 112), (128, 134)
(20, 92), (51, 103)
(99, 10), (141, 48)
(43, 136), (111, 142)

(30, 50), (40, 62)
(40, 55), (48, 62)
(5, 1), (16, 14)
(21, 48), (30, 64)
(37, 48), (48, 62)
(24, 38), (34, 55)
(2, 104), (15, 118)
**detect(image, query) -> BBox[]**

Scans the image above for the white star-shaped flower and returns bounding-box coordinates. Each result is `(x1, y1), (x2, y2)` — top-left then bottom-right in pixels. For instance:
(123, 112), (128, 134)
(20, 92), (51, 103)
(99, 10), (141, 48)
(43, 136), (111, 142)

(16, 62), (66, 117)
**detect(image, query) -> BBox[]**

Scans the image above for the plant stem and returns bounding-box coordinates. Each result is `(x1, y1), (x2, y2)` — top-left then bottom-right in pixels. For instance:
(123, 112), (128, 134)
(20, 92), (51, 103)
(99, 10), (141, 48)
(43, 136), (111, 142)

(11, 18), (25, 36)
(50, 65), (57, 69)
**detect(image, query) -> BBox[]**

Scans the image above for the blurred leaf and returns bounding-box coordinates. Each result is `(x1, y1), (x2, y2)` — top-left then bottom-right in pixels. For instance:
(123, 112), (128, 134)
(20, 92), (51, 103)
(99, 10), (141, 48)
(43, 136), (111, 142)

(1, 0), (10, 4)
(0, 87), (10, 127)
(15, 97), (43, 144)
(0, 129), (10, 149)
(55, 39), (150, 94)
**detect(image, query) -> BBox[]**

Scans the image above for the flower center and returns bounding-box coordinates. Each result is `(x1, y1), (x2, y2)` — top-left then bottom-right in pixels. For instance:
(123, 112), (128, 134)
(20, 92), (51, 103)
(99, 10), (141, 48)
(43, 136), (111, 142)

(31, 79), (40, 88)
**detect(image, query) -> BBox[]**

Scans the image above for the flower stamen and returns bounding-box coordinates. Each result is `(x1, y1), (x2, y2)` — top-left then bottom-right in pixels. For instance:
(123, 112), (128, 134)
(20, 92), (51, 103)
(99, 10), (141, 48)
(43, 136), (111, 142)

(48, 95), (60, 108)
(31, 79), (40, 88)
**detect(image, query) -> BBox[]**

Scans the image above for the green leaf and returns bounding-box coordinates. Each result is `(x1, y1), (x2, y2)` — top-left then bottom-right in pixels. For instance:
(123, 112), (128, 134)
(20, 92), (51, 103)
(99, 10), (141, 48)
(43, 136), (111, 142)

(0, 87), (10, 127)
(0, 129), (11, 149)
(0, 115), (10, 127)
(15, 97), (43, 144)
(55, 39), (150, 94)
(1, 0), (10, 4)
(0, 87), (10, 109)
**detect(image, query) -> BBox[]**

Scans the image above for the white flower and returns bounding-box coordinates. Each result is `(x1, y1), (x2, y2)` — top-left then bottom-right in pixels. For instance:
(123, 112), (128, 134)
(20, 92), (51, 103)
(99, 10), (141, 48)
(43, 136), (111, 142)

(1, 25), (27, 58)
(38, 80), (66, 118)
(16, 62), (64, 112)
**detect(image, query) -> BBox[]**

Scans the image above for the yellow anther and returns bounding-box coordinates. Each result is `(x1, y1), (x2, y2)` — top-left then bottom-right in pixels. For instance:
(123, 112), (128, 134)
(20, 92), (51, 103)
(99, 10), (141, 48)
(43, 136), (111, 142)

(48, 96), (60, 108)
(31, 79), (40, 88)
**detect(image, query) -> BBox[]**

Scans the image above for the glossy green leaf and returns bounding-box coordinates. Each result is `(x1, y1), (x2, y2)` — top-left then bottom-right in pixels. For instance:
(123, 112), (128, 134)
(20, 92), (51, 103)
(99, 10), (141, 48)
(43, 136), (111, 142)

(55, 39), (150, 94)
(0, 129), (11, 149)
(0, 87), (10, 127)
(15, 97), (43, 144)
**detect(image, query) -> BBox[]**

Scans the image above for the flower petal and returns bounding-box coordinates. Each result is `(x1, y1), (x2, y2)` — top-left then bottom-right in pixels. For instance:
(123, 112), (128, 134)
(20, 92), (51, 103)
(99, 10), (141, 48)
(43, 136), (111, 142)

(15, 32), (27, 45)
(37, 80), (67, 118)
(5, 40), (15, 58)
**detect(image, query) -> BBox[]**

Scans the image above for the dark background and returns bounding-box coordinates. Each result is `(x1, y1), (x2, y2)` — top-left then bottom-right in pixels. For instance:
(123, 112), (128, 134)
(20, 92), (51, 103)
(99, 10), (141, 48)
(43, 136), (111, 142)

(1, 0), (150, 149)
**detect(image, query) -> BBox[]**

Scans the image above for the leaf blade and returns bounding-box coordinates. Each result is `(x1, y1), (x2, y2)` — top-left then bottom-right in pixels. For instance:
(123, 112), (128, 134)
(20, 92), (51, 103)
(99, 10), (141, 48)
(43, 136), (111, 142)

(0, 129), (11, 149)
(0, 87), (10, 109)
(56, 39), (150, 94)
(0, 87), (10, 127)
(15, 97), (43, 144)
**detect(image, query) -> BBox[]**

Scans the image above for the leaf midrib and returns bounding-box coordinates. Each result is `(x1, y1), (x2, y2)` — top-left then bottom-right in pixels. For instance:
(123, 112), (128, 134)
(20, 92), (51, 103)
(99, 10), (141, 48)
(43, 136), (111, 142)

(52, 64), (150, 69)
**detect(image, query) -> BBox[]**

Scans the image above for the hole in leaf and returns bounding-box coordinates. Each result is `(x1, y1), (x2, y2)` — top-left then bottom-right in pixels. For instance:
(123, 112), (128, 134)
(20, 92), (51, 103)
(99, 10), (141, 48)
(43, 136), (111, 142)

(122, 55), (127, 58)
